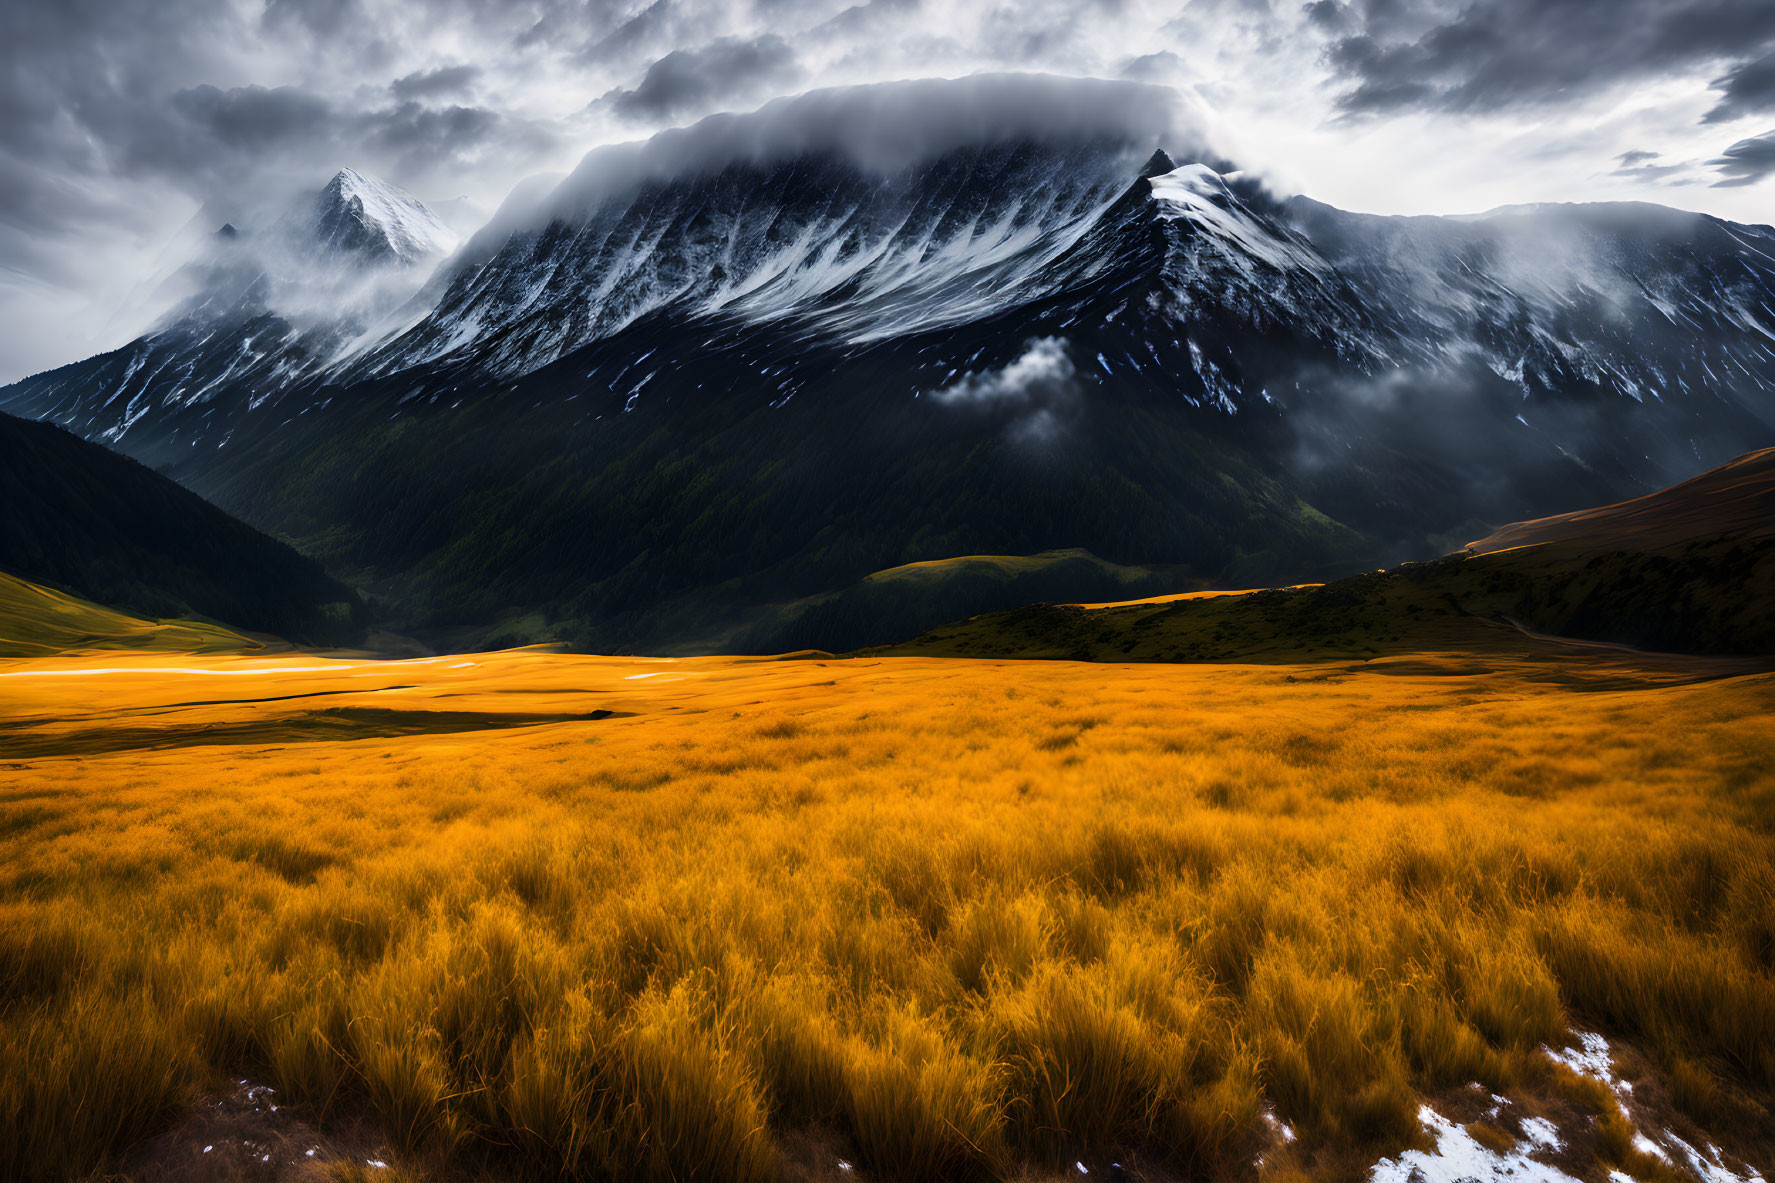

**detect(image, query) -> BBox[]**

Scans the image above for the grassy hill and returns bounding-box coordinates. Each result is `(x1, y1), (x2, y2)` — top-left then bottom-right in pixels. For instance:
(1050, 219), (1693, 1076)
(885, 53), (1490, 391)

(1464, 446), (1775, 555)
(0, 411), (366, 646)
(0, 571), (255, 658)
(884, 447), (1775, 662)
(712, 548), (1191, 654)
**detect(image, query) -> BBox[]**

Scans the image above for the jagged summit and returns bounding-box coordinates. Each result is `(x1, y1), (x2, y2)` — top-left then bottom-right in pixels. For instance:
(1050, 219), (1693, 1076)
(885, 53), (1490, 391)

(0, 166), (464, 450)
(1146, 163), (1334, 278)
(1138, 148), (1178, 178)
(310, 168), (457, 265)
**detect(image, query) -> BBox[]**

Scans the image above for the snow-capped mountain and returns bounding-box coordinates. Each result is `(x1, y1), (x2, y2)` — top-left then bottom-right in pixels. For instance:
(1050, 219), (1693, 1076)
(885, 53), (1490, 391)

(325, 132), (1775, 448)
(3, 75), (1774, 649)
(308, 168), (458, 265)
(1287, 196), (1775, 408)
(334, 140), (1380, 396)
(16, 81), (1772, 469)
(347, 141), (1139, 381)
(2, 169), (454, 448)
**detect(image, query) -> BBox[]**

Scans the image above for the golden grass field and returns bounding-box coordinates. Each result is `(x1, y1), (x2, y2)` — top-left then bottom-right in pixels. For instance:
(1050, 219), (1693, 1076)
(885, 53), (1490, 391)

(2, 640), (1774, 1182)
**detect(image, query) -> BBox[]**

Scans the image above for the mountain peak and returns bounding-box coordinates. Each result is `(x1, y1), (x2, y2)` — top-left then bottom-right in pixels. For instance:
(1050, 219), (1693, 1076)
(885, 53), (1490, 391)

(310, 168), (458, 266)
(1138, 148), (1178, 179)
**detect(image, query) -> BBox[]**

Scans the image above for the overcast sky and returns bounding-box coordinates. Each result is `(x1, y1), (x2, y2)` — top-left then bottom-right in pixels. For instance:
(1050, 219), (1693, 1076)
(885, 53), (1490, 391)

(5, 0), (1775, 383)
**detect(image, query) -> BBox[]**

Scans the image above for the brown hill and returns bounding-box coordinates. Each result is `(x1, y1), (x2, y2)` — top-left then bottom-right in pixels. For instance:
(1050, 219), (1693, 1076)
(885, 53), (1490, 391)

(1466, 446), (1775, 556)
(881, 448), (1775, 662)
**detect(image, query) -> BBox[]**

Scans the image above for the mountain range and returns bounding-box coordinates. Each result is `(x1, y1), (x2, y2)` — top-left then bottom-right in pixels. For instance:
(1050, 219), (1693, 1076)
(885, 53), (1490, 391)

(3, 75), (1772, 652)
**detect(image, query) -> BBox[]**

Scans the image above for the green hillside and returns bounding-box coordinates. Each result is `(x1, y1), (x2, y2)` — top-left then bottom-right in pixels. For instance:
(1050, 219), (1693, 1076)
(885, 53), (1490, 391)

(0, 571), (255, 658)
(722, 548), (1191, 654)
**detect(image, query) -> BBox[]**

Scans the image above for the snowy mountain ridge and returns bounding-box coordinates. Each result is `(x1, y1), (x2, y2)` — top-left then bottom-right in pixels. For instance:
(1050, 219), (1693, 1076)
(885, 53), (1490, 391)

(3, 166), (459, 448)
(345, 140), (1152, 381)
(2, 73), (1774, 544)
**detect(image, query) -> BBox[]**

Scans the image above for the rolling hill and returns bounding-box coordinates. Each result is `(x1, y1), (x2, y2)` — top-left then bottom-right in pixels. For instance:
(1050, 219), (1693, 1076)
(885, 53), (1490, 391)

(0, 572), (254, 659)
(883, 446), (1775, 662)
(0, 411), (366, 646)
(718, 548), (1192, 655)
(1464, 446), (1775, 556)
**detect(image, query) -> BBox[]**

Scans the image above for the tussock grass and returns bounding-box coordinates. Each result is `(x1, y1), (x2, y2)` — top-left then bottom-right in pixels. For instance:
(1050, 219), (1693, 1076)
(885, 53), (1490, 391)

(0, 989), (193, 1181)
(0, 651), (1772, 1179)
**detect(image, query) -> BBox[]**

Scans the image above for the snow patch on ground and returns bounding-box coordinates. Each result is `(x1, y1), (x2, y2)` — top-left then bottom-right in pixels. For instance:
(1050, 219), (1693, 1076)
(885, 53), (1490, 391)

(1544, 1031), (1614, 1082)
(1667, 1132), (1767, 1183)
(1262, 1106), (1297, 1144)
(1635, 1133), (1671, 1162)
(1543, 1030), (1632, 1115)
(1520, 1117), (1561, 1153)
(1366, 1033), (1767, 1183)
(1370, 1106), (1578, 1183)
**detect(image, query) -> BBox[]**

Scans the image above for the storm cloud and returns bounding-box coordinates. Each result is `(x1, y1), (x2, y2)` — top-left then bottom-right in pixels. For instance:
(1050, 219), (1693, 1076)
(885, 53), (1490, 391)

(1710, 130), (1775, 186)
(931, 337), (1080, 445)
(605, 35), (803, 121)
(1612, 149), (1694, 184)
(1322, 0), (1775, 115)
(531, 74), (1196, 232)
(1706, 52), (1775, 123)
(391, 65), (482, 102)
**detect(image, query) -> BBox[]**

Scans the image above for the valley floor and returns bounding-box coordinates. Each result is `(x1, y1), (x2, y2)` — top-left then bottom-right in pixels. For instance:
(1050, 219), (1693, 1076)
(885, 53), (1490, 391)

(1, 646), (1773, 1182)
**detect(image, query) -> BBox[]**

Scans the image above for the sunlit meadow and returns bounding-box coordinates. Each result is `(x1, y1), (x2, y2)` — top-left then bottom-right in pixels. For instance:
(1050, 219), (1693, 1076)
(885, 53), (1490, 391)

(1, 648), (1772, 1181)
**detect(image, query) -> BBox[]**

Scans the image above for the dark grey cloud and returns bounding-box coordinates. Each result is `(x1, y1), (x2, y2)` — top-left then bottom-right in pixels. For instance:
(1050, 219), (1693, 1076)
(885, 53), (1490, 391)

(0, 1), (247, 229)
(1611, 149), (1695, 185)
(1706, 52), (1775, 123)
(1710, 129), (1775, 186)
(1121, 51), (1185, 81)
(362, 103), (512, 168)
(262, 0), (365, 38)
(1303, 0), (1352, 33)
(170, 85), (334, 151)
(605, 35), (803, 121)
(98, 84), (519, 194)
(391, 64), (482, 101)
(577, 0), (684, 61)
(0, 171), (124, 284)
(572, 74), (1192, 197)
(808, 0), (926, 42)
(1325, 0), (1775, 115)
(261, 0), (400, 72)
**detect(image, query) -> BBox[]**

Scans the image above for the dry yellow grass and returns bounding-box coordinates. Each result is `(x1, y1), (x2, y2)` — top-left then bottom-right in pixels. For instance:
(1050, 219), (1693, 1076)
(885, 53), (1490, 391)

(1, 646), (1773, 1181)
